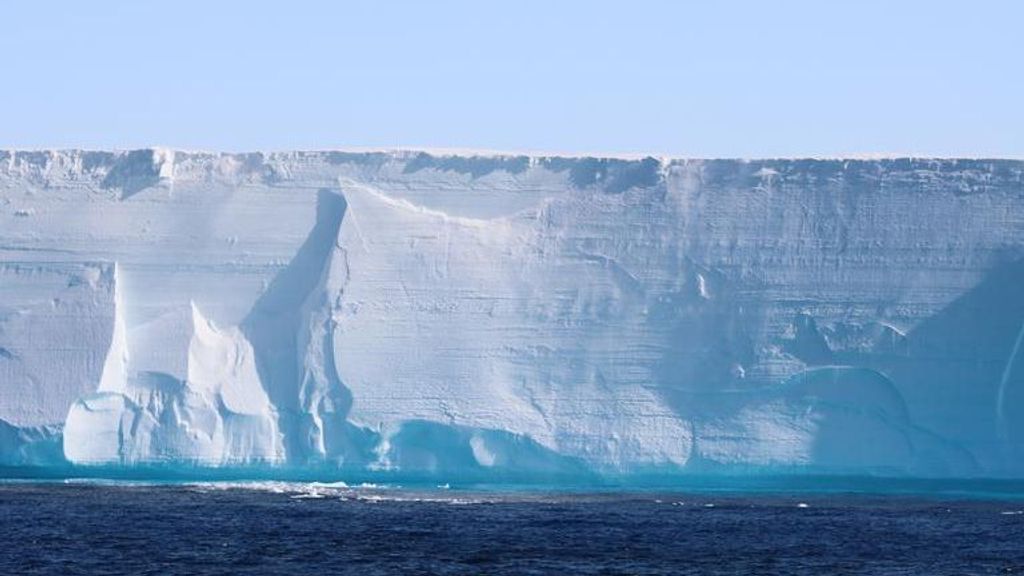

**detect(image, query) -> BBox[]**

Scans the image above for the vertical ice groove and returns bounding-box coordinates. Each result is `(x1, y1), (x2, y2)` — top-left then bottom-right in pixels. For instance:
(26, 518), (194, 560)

(98, 263), (128, 393)
(996, 318), (1024, 444)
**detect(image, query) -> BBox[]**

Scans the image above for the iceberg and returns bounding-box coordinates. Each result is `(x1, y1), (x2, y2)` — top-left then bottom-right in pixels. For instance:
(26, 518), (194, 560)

(1, 150), (1023, 479)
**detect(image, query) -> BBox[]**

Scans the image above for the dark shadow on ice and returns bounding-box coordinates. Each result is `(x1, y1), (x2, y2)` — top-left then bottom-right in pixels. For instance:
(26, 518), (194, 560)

(385, 420), (594, 483)
(645, 255), (981, 474)
(0, 418), (64, 466)
(540, 156), (664, 192)
(242, 189), (376, 463)
(100, 150), (162, 200)
(402, 152), (530, 178)
(783, 367), (974, 475)
(131, 370), (187, 396)
(880, 257), (1024, 471)
(654, 254), (1024, 475)
(652, 261), (761, 420)
(243, 190), (346, 409)
(782, 313), (835, 366)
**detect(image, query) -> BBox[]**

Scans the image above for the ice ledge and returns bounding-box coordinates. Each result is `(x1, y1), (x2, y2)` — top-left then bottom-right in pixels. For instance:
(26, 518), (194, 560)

(3, 149), (1021, 193)
(5, 146), (1023, 161)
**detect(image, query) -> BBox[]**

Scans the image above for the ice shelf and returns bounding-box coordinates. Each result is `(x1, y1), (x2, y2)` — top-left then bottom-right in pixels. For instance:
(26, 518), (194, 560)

(1, 150), (1023, 478)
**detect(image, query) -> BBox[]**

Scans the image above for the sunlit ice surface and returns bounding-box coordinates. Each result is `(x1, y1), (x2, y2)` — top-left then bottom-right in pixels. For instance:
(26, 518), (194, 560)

(2, 150), (1024, 486)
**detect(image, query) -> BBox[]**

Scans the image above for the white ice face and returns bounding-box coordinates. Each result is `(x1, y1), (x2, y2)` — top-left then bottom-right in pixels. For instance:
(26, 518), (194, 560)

(1, 150), (1022, 478)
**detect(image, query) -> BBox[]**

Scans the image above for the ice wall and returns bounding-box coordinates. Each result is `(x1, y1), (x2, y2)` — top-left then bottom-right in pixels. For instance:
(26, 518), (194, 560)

(1, 150), (1022, 478)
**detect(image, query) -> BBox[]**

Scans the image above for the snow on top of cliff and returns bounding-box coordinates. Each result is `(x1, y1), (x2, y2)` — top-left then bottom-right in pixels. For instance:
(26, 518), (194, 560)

(3, 146), (1021, 166)
(1, 149), (1020, 205)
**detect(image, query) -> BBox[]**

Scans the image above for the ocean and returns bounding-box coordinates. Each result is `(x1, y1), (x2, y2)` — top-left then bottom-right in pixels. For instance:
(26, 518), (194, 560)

(1, 480), (1023, 574)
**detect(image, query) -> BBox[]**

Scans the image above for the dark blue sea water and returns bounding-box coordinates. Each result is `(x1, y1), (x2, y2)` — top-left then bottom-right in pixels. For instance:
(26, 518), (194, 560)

(2, 481), (1024, 575)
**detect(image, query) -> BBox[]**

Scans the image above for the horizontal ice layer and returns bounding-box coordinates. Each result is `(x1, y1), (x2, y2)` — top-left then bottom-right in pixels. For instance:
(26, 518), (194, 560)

(1, 150), (1023, 477)
(0, 262), (116, 427)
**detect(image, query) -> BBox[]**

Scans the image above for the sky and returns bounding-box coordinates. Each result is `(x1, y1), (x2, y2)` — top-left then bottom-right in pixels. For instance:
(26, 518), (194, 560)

(1, 0), (1021, 157)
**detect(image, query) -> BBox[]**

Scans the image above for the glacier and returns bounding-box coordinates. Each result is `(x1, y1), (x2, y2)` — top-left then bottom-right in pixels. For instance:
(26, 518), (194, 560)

(1, 149), (1023, 480)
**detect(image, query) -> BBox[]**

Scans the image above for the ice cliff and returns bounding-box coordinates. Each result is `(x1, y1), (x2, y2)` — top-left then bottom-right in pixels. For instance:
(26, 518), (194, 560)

(1, 149), (1022, 478)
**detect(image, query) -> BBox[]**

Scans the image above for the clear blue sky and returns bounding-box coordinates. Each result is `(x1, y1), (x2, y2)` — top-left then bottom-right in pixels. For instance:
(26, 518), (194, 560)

(2, 0), (1021, 157)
